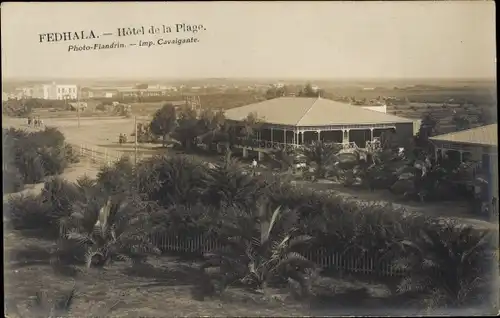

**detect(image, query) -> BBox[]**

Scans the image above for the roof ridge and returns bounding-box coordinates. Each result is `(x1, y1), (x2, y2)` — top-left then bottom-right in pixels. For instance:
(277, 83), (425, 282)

(294, 98), (320, 126)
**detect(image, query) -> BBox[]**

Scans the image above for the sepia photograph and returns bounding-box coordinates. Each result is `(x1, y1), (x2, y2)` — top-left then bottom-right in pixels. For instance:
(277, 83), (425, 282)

(2, 1), (498, 317)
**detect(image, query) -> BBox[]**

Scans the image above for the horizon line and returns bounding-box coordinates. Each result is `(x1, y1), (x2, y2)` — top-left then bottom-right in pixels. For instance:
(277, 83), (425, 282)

(3, 76), (496, 82)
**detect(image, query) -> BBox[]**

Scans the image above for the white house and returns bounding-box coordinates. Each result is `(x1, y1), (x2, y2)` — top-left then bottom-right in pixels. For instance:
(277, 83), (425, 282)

(32, 82), (78, 100)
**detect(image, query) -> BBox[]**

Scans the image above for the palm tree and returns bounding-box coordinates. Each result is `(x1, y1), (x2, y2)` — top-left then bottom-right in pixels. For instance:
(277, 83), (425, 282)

(393, 221), (495, 310)
(58, 196), (160, 268)
(203, 157), (267, 210)
(299, 142), (343, 180)
(200, 203), (316, 296)
(267, 148), (296, 172)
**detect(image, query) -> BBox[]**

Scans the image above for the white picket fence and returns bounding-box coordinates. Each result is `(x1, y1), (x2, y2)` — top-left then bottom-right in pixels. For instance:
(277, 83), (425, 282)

(150, 233), (407, 277)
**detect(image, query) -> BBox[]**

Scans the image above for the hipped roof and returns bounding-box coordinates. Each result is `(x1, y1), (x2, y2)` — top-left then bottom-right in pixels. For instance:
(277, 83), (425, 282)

(224, 97), (414, 127)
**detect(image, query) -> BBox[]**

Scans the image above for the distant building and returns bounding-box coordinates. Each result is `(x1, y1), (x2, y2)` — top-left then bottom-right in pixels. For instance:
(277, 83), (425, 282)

(32, 82), (78, 100)
(80, 87), (118, 99)
(118, 88), (168, 98)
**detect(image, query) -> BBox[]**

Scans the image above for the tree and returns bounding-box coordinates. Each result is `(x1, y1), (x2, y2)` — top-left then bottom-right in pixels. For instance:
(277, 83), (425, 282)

(203, 157), (266, 210)
(172, 106), (201, 151)
(300, 142), (343, 180)
(415, 113), (438, 149)
(237, 112), (262, 149)
(297, 83), (320, 98)
(195, 109), (226, 150)
(135, 83), (148, 89)
(476, 108), (495, 126)
(149, 104), (177, 146)
(265, 86), (287, 100)
(452, 113), (472, 131)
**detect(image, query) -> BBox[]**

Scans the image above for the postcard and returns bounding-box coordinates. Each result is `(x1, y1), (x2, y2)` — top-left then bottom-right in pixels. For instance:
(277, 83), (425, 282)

(2, 2), (497, 317)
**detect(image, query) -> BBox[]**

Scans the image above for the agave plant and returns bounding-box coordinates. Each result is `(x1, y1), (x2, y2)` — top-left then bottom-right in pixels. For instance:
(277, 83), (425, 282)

(201, 202), (316, 296)
(59, 196), (160, 268)
(393, 220), (496, 310)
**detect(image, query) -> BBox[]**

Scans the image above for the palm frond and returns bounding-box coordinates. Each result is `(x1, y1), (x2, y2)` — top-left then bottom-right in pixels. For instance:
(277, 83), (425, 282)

(66, 231), (95, 246)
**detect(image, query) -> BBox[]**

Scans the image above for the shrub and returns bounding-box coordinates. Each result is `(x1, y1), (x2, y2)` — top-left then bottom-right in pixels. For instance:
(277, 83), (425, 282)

(393, 221), (496, 309)
(3, 127), (77, 184)
(202, 158), (267, 210)
(5, 194), (53, 233)
(135, 155), (209, 207)
(38, 177), (87, 234)
(60, 196), (161, 267)
(3, 166), (24, 194)
(95, 155), (135, 196)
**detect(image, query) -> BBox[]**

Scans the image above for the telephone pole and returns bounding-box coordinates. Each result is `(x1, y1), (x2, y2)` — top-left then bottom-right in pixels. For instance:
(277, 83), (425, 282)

(134, 115), (138, 167)
(134, 115), (139, 192)
(77, 86), (81, 128)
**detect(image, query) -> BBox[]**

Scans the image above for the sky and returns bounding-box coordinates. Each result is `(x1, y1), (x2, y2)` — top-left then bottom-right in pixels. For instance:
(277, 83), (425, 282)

(1, 1), (496, 80)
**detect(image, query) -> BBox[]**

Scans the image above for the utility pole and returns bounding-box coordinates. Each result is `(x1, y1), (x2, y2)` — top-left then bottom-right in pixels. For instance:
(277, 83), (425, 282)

(134, 115), (138, 167)
(134, 115), (139, 192)
(77, 86), (81, 128)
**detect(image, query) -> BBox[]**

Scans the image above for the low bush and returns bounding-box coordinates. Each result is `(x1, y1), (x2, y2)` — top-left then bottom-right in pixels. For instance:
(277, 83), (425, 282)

(5, 194), (53, 233)
(95, 155), (135, 196)
(3, 127), (79, 184)
(3, 166), (24, 194)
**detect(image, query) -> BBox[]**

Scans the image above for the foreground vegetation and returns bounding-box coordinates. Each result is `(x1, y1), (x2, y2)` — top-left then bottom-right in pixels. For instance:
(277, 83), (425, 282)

(5, 147), (498, 313)
(3, 94), (498, 314)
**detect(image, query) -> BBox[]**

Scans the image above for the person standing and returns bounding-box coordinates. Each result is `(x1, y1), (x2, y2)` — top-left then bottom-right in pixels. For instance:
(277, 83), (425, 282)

(251, 158), (258, 176)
